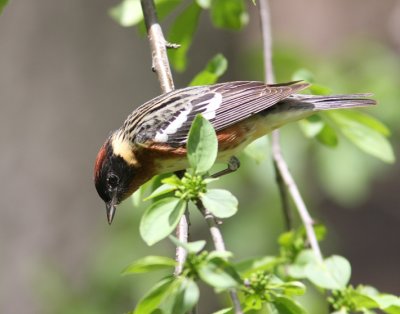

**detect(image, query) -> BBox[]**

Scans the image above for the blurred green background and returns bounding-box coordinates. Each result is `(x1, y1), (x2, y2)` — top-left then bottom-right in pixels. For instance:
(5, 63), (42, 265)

(0, 0), (399, 313)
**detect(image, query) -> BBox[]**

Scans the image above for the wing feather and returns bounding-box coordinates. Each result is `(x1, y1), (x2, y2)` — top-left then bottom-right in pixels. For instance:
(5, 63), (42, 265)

(131, 81), (309, 146)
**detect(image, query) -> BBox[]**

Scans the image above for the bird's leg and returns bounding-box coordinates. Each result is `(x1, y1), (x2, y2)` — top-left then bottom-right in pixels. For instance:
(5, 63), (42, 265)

(211, 156), (241, 179)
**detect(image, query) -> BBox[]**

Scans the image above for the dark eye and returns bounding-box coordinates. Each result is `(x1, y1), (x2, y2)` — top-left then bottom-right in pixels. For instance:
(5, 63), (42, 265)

(107, 173), (119, 188)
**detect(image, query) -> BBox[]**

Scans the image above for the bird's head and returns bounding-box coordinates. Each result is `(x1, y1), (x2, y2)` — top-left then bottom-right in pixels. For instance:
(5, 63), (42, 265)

(94, 133), (139, 224)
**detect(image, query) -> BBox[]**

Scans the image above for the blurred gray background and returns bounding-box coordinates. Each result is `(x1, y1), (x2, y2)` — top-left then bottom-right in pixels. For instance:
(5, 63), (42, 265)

(1, 0), (399, 313)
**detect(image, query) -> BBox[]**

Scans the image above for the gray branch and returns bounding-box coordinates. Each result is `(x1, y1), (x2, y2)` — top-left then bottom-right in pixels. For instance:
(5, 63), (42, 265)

(140, 0), (174, 93)
(140, 0), (189, 275)
(258, 0), (323, 263)
(174, 209), (189, 275)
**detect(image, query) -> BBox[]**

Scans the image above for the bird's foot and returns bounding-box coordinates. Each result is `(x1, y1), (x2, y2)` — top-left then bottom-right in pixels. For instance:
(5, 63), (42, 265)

(211, 156), (240, 178)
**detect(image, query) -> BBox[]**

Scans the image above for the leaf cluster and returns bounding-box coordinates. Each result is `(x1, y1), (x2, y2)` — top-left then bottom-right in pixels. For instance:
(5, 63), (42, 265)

(139, 115), (238, 246)
(126, 219), (400, 314)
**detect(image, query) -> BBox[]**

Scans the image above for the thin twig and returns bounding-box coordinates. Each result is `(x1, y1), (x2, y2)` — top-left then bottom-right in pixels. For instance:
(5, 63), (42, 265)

(196, 201), (243, 314)
(259, 0), (274, 86)
(258, 0), (292, 231)
(140, 0), (189, 274)
(140, 0), (174, 92)
(174, 209), (189, 275)
(271, 132), (323, 262)
(258, 0), (323, 263)
(273, 161), (292, 230)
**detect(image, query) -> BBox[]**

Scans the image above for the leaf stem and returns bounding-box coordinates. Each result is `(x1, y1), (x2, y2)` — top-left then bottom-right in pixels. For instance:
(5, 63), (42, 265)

(258, 0), (323, 263)
(140, 0), (189, 275)
(196, 200), (243, 314)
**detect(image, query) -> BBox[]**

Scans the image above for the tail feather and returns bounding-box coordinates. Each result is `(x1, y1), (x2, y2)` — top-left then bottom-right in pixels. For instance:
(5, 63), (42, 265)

(296, 93), (377, 110)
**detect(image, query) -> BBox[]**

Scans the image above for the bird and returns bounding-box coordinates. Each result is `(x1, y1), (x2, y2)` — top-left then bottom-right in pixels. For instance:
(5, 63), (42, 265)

(94, 81), (375, 224)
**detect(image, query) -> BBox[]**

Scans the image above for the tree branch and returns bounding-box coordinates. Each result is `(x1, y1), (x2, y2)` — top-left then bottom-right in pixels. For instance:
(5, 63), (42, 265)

(140, 0), (174, 92)
(258, 0), (292, 231)
(140, 0), (189, 275)
(273, 159), (292, 230)
(174, 209), (189, 275)
(259, 0), (274, 86)
(271, 132), (323, 262)
(196, 201), (243, 314)
(258, 0), (323, 263)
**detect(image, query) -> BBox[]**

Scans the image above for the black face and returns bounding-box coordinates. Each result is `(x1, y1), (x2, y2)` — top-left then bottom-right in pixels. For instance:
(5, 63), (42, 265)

(95, 145), (135, 224)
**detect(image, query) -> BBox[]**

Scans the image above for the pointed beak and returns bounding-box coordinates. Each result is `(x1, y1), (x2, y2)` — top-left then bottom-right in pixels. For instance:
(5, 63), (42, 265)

(106, 197), (117, 225)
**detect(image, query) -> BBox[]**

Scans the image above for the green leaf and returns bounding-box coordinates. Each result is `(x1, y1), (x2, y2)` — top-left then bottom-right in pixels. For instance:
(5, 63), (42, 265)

(282, 281), (306, 296)
(169, 235), (206, 254)
(243, 135), (269, 163)
(196, 0), (211, 9)
(140, 198), (187, 245)
(160, 278), (199, 314)
(210, 0), (248, 30)
(278, 230), (296, 247)
(134, 276), (175, 314)
(299, 115), (324, 138)
(213, 308), (233, 314)
(109, 0), (142, 27)
(386, 306), (400, 314)
(350, 293), (380, 310)
(292, 68), (315, 83)
(190, 54), (228, 86)
(306, 255), (351, 290)
(313, 224), (328, 241)
(161, 175), (182, 187)
(132, 185), (144, 207)
(235, 256), (280, 276)
(198, 258), (242, 289)
(299, 115), (339, 147)
(357, 285), (379, 296)
(287, 249), (317, 279)
(201, 189), (238, 218)
(243, 295), (263, 312)
(0, 0), (8, 14)
(172, 278), (200, 314)
(309, 83), (332, 95)
(360, 288), (400, 311)
(109, 0), (181, 27)
(273, 296), (307, 314)
(153, 278), (181, 313)
(376, 295), (400, 310)
(337, 110), (390, 136)
(330, 310), (348, 314)
(207, 250), (233, 260)
(316, 123), (339, 147)
(187, 115), (218, 174)
(146, 173), (178, 203)
(144, 184), (176, 201)
(328, 111), (395, 163)
(122, 256), (176, 275)
(167, 2), (201, 71)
